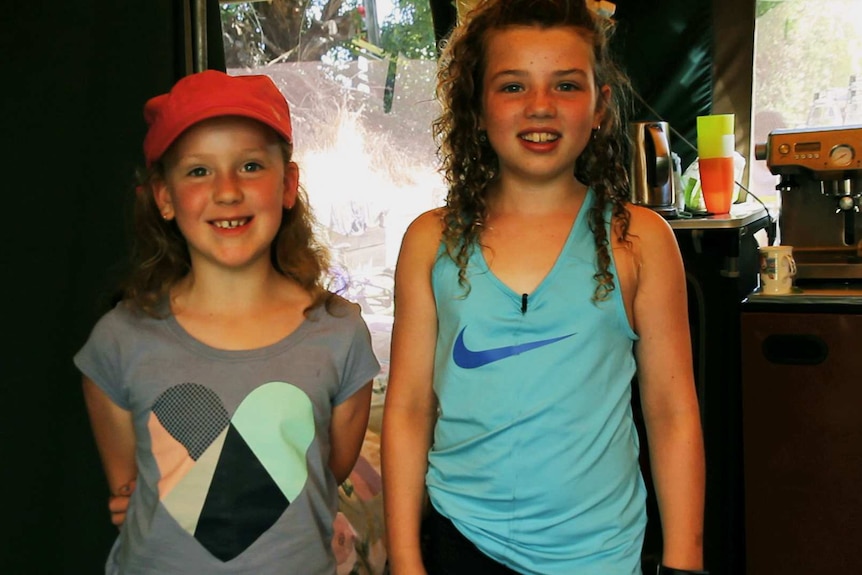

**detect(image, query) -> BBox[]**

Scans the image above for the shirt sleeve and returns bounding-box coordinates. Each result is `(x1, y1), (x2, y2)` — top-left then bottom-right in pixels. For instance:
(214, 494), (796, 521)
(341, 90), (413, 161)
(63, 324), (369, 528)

(72, 305), (129, 409)
(334, 303), (381, 406)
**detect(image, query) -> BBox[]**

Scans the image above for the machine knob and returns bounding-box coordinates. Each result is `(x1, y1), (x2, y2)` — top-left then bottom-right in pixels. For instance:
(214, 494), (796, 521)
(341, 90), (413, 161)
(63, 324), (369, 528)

(754, 143), (768, 161)
(837, 195), (858, 212)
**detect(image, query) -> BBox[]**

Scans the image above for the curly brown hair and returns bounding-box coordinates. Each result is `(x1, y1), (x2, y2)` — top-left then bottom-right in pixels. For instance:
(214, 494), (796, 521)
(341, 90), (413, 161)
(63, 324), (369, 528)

(123, 140), (332, 317)
(433, 0), (633, 301)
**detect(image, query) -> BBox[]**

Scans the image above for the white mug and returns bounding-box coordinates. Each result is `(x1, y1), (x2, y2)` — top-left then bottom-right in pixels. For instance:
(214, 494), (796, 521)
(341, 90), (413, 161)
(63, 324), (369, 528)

(759, 245), (797, 294)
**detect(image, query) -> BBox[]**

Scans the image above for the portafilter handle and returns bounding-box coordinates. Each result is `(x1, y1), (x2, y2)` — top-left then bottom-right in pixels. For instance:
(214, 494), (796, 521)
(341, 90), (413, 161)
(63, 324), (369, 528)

(777, 174), (797, 193)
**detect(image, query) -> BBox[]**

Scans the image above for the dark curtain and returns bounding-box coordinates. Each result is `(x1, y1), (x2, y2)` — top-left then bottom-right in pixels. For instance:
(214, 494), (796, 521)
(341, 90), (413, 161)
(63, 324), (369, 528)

(3, 1), (223, 572)
(613, 0), (713, 170)
(713, 0), (756, 190)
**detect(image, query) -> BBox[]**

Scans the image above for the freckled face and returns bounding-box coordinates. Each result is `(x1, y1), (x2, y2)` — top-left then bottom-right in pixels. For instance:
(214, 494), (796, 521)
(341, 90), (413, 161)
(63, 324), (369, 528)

(154, 116), (298, 272)
(480, 25), (608, 185)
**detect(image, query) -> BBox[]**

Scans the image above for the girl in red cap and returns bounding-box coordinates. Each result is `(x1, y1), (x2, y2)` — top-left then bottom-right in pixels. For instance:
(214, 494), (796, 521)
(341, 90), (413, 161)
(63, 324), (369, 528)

(382, 1), (706, 574)
(75, 70), (379, 574)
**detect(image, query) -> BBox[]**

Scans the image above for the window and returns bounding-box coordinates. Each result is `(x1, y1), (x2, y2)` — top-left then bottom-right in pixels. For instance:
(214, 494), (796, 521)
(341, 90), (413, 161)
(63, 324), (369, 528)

(220, 0), (444, 418)
(750, 0), (862, 205)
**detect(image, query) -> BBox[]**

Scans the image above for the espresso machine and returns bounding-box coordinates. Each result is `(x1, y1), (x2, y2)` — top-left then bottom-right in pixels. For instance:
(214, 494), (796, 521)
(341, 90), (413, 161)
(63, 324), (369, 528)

(742, 125), (862, 574)
(754, 125), (862, 280)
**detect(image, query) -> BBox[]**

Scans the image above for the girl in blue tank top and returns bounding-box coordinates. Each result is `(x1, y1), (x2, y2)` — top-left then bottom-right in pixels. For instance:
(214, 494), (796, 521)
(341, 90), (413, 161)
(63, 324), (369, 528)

(382, 1), (707, 574)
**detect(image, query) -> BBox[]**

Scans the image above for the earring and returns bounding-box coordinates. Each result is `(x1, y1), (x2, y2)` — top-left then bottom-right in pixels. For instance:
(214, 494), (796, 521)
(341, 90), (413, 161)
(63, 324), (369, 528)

(591, 125), (601, 140)
(478, 130), (488, 143)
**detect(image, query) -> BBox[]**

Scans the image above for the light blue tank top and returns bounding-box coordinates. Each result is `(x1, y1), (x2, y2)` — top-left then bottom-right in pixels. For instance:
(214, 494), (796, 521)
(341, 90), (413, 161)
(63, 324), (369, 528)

(427, 189), (646, 575)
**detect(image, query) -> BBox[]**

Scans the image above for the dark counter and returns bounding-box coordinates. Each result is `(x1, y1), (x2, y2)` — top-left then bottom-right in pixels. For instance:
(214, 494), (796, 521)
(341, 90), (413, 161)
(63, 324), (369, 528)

(672, 203), (769, 575)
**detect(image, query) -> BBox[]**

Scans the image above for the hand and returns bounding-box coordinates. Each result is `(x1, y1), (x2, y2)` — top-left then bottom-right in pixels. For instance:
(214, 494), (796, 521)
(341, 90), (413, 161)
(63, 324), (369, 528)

(108, 479), (135, 527)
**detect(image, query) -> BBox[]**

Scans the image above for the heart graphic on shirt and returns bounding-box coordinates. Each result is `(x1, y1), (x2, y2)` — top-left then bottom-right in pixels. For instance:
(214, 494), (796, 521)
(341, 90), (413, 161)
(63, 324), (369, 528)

(149, 381), (314, 561)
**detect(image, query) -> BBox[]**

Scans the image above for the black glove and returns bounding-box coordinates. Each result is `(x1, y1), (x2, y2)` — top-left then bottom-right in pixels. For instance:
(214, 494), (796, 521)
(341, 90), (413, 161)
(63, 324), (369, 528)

(657, 566), (709, 575)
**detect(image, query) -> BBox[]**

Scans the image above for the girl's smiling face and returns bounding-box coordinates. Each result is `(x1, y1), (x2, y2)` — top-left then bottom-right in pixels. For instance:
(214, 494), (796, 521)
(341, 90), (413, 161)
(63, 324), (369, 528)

(480, 25), (608, 186)
(154, 116), (298, 272)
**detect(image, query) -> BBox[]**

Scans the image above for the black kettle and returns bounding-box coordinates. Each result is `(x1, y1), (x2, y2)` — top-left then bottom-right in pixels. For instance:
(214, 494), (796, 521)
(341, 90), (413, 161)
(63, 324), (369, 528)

(629, 121), (678, 218)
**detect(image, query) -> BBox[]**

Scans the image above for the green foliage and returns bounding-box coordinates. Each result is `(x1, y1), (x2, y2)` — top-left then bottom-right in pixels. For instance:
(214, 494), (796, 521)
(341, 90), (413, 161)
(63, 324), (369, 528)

(755, 1), (782, 18)
(754, 0), (862, 127)
(221, 0), (366, 65)
(379, 0), (436, 60)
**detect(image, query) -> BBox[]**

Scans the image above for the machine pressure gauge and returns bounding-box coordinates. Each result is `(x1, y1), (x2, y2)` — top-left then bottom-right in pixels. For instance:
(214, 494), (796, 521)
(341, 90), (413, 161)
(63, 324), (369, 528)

(829, 144), (855, 167)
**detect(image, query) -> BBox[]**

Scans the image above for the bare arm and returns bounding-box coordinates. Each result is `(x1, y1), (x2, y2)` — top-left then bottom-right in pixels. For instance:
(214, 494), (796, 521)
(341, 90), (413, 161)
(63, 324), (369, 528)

(82, 376), (138, 527)
(629, 209), (706, 571)
(381, 211), (442, 575)
(329, 381), (374, 484)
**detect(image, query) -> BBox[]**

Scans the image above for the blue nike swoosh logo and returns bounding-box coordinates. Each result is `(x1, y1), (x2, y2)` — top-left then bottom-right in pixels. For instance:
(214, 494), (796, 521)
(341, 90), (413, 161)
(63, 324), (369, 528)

(452, 327), (576, 369)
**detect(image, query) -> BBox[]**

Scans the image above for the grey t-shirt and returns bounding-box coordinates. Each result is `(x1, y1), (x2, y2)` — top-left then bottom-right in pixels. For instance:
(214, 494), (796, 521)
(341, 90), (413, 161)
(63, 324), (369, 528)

(74, 296), (380, 574)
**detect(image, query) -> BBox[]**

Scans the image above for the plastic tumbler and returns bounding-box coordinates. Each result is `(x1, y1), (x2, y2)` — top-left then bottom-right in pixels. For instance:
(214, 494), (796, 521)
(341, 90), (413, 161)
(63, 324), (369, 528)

(697, 114), (735, 214)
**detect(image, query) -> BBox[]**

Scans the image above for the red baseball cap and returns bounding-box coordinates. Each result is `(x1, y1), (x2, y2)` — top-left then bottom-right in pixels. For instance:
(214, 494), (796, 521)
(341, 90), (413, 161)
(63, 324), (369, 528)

(142, 70), (293, 167)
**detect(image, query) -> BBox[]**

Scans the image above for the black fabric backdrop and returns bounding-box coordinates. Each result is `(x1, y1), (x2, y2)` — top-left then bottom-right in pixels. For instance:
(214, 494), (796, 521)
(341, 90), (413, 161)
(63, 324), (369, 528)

(3, 1), (733, 572)
(3, 1), (223, 572)
(613, 0), (713, 170)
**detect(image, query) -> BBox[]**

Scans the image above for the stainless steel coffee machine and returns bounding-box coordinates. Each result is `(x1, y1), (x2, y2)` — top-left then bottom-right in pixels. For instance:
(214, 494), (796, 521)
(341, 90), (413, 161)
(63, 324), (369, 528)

(754, 125), (862, 279)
